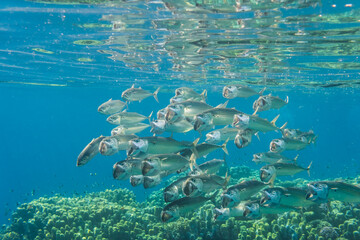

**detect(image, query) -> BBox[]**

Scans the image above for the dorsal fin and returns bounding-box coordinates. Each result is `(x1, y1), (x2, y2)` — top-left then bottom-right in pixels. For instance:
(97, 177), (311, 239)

(285, 96), (289, 104)
(271, 114), (280, 125)
(122, 109), (127, 113)
(215, 100), (229, 108)
(131, 84), (135, 88)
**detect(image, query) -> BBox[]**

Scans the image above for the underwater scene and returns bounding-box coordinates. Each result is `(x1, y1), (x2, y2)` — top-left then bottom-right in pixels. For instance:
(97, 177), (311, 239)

(1, 0), (360, 239)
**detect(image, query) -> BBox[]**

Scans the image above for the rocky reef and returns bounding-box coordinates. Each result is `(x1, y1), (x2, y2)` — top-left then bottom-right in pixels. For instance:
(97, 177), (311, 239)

(2, 166), (360, 240)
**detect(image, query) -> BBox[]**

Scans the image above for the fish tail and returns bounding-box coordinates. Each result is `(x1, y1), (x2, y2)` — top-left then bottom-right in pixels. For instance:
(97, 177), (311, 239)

(285, 96), (289, 104)
(201, 89), (207, 99)
(280, 122), (287, 130)
(307, 161), (313, 177)
(222, 138), (229, 155)
(294, 154), (299, 162)
(191, 138), (200, 158)
(254, 132), (260, 141)
(259, 87), (266, 95)
(153, 87), (160, 103)
(189, 153), (199, 171)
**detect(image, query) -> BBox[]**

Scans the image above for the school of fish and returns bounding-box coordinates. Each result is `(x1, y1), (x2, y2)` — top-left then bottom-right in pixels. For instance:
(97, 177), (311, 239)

(77, 84), (360, 223)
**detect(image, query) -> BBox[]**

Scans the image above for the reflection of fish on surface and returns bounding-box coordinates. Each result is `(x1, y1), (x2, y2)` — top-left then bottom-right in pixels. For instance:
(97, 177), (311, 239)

(161, 191), (218, 222)
(77, 136), (106, 167)
(121, 84), (160, 103)
(306, 181), (360, 203)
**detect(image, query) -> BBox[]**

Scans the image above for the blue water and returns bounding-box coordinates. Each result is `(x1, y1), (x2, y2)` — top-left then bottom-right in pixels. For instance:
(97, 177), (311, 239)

(1, 0), (360, 230)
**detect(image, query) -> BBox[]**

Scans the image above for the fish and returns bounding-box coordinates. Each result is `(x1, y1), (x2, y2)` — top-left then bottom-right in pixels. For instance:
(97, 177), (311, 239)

(205, 126), (239, 144)
(222, 85), (265, 99)
(252, 152), (298, 165)
(194, 108), (242, 132)
(99, 134), (138, 156)
(76, 136), (106, 166)
(111, 123), (150, 135)
(260, 162), (312, 183)
(121, 84), (160, 103)
(233, 113), (286, 133)
(306, 181), (360, 203)
(234, 129), (258, 149)
(221, 180), (268, 208)
(165, 100), (213, 123)
(181, 140), (229, 160)
(282, 129), (318, 144)
(143, 175), (162, 189)
(130, 175), (144, 187)
(141, 154), (192, 176)
(243, 201), (297, 219)
(253, 94), (289, 112)
(170, 95), (206, 104)
(164, 176), (190, 202)
(189, 158), (227, 176)
(161, 191), (218, 222)
(213, 203), (246, 221)
(157, 108), (167, 120)
(269, 138), (310, 153)
(260, 187), (315, 208)
(112, 159), (142, 180)
(98, 99), (126, 115)
(150, 119), (193, 135)
(127, 136), (199, 157)
(182, 174), (230, 197)
(107, 111), (152, 125)
(175, 87), (207, 101)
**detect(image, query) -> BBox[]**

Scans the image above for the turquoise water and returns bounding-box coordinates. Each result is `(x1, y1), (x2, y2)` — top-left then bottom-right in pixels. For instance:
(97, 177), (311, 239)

(1, 0), (360, 239)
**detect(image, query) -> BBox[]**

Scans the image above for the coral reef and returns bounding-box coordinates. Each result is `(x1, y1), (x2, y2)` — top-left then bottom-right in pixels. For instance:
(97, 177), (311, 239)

(1, 166), (360, 240)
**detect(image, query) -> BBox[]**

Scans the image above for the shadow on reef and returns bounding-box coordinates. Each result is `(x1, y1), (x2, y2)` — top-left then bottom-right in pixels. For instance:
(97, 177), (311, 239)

(2, 166), (360, 240)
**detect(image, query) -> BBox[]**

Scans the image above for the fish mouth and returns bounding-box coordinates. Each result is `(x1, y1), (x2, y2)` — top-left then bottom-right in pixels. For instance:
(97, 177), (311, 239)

(99, 142), (108, 155)
(161, 211), (173, 222)
(130, 176), (143, 187)
(175, 89), (182, 96)
(193, 118), (204, 131)
(270, 140), (282, 152)
(141, 161), (154, 176)
(164, 191), (176, 202)
(232, 115), (240, 127)
(260, 169), (270, 182)
(112, 162), (125, 179)
(165, 109), (176, 122)
(305, 192), (314, 200)
(235, 136), (249, 149)
(260, 196), (268, 205)
(143, 177), (157, 189)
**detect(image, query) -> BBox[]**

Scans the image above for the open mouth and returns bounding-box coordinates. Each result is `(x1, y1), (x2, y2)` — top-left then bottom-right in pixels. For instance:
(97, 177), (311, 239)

(305, 192), (314, 200)
(270, 142), (279, 152)
(221, 194), (233, 208)
(260, 170), (269, 181)
(141, 161), (153, 176)
(183, 182), (196, 196)
(223, 88), (229, 98)
(161, 211), (172, 222)
(193, 119), (204, 131)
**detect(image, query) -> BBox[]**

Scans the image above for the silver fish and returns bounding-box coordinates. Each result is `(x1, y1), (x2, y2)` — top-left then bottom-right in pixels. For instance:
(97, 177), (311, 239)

(270, 138), (310, 153)
(164, 176), (190, 202)
(243, 201), (297, 219)
(282, 129), (317, 144)
(182, 174), (229, 197)
(175, 87), (207, 100)
(127, 137), (199, 157)
(157, 108), (167, 120)
(223, 85), (265, 99)
(161, 191), (217, 222)
(189, 158), (226, 176)
(234, 129), (257, 149)
(205, 126), (239, 144)
(111, 123), (150, 135)
(213, 203), (246, 221)
(130, 175), (144, 187)
(260, 162), (312, 183)
(261, 187), (315, 208)
(112, 159), (142, 180)
(252, 152), (298, 165)
(253, 94), (289, 112)
(222, 180), (268, 208)
(98, 99), (126, 115)
(165, 100), (213, 123)
(233, 113), (286, 133)
(99, 134), (138, 156)
(141, 154), (191, 176)
(107, 111), (152, 125)
(121, 84), (160, 103)
(194, 108), (242, 132)
(150, 119), (193, 135)
(77, 136), (105, 167)
(306, 181), (360, 203)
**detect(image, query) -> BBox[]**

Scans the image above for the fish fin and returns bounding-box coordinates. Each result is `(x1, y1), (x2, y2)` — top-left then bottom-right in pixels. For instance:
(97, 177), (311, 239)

(266, 173), (276, 187)
(215, 100), (229, 108)
(203, 154), (208, 158)
(223, 171), (231, 189)
(285, 96), (289, 104)
(253, 106), (259, 116)
(148, 111), (153, 120)
(201, 89), (207, 97)
(189, 153), (198, 171)
(271, 114), (280, 125)
(280, 122), (287, 130)
(307, 162), (313, 177)
(224, 125), (229, 128)
(153, 87), (160, 103)
(122, 109), (127, 113)
(294, 154), (299, 163)
(259, 87), (266, 95)
(131, 84), (135, 88)
(222, 138), (229, 155)
(254, 132), (260, 141)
